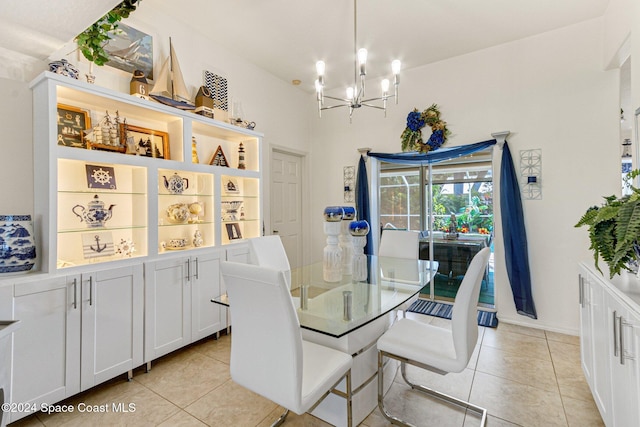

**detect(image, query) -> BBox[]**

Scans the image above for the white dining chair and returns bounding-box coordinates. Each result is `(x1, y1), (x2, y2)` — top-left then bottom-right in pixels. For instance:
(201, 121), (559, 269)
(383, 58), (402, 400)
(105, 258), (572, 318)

(379, 229), (420, 259)
(221, 261), (353, 427)
(248, 235), (291, 290)
(376, 247), (491, 427)
(379, 229), (421, 317)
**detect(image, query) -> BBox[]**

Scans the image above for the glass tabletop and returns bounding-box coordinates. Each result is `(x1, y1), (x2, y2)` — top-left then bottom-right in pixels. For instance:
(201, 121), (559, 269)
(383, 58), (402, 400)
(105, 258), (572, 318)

(214, 255), (437, 338)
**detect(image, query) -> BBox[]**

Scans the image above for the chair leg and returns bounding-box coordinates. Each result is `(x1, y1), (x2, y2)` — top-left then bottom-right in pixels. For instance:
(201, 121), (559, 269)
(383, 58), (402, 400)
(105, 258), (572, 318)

(379, 352), (487, 427)
(270, 408), (289, 427)
(378, 351), (412, 426)
(309, 369), (353, 427)
(345, 370), (353, 427)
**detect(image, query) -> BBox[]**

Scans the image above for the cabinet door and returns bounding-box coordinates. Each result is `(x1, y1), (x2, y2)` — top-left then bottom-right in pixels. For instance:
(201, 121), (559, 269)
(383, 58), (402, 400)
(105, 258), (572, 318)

(80, 265), (143, 391)
(191, 250), (224, 341)
(588, 275), (613, 426)
(578, 270), (594, 386)
(11, 276), (80, 422)
(144, 257), (191, 362)
(609, 296), (640, 427)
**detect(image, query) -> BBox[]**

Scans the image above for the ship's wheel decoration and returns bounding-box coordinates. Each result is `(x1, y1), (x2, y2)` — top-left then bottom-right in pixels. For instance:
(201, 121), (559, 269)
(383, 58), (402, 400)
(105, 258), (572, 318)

(85, 164), (117, 189)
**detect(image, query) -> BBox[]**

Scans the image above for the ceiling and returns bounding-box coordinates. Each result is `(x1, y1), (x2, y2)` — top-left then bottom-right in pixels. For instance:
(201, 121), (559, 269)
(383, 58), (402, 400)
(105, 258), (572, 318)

(1, 0), (610, 92)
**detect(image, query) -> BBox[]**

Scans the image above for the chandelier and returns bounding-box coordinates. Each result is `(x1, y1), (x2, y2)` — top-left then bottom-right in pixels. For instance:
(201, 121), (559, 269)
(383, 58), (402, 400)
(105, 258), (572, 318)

(315, 0), (401, 121)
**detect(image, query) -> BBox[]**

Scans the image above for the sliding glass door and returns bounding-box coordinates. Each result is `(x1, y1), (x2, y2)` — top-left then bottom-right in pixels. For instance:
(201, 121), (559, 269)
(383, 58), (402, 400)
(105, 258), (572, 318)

(379, 150), (494, 306)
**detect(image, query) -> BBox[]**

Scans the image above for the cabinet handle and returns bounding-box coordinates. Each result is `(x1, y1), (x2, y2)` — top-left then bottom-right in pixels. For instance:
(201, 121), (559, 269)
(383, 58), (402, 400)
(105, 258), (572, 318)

(186, 260), (191, 282)
(89, 276), (94, 306)
(73, 278), (77, 309)
(195, 258), (199, 280)
(613, 310), (620, 357)
(619, 314), (625, 365)
(578, 275), (583, 306)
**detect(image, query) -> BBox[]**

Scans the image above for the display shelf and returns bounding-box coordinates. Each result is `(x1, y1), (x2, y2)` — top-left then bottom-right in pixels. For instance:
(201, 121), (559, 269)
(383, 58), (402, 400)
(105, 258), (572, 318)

(56, 84), (184, 162)
(191, 119), (261, 171)
(56, 159), (147, 269)
(220, 175), (260, 245)
(32, 71), (263, 272)
(157, 168), (214, 253)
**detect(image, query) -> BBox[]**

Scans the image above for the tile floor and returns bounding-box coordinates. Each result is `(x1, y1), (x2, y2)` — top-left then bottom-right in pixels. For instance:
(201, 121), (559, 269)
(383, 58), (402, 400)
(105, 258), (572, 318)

(9, 314), (604, 427)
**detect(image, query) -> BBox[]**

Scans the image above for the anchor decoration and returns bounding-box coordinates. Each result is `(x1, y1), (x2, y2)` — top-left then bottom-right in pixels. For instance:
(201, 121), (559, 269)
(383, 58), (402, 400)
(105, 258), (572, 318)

(90, 234), (107, 253)
(81, 231), (115, 259)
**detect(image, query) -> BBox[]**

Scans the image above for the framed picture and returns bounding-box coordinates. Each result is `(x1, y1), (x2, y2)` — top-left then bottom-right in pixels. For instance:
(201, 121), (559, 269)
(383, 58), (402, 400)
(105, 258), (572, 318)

(210, 145), (229, 167)
(85, 164), (117, 189)
(82, 231), (115, 259)
(226, 223), (242, 240)
(122, 124), (170, 159)
(57, 104), (91, 148)
(104, 22), (154, 80)
(223, 177), (240, 194)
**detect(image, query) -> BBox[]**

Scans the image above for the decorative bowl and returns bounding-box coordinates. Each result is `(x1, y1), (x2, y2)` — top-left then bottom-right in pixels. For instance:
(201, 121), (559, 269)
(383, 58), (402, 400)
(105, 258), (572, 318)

(166, 203), (190, 224)
(342, 206), (357, 220)
(323, 206), (344, 222)
(221, 201), (243, 221)
(349, 220), (370, 236)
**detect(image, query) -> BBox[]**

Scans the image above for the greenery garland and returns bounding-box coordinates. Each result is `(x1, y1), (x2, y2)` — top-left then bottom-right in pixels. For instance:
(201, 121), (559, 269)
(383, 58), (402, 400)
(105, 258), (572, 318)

(400, 104), (450, 153)
(76, 0), (141, 67)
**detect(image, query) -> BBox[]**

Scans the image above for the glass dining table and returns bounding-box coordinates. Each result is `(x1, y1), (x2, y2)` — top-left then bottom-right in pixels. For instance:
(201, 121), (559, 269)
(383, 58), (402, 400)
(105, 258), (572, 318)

(213, 255), (437, 338)
(213, 255), (437, 427)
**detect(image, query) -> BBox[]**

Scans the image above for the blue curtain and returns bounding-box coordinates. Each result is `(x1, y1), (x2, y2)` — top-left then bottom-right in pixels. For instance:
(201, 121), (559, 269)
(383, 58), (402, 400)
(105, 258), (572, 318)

(499, 142), (537, 318)
(356, 154), (372, 255)
(369, 139), (537, 319)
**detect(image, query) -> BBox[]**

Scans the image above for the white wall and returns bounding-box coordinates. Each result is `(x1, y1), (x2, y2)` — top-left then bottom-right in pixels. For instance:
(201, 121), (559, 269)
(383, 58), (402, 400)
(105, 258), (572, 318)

(0, 5), (312, 241)
(309, 18), (620, 334)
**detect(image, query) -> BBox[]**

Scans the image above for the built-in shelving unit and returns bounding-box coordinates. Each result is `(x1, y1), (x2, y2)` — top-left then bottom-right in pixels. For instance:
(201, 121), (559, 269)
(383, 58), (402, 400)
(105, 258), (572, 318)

(30, 71), (263, 273)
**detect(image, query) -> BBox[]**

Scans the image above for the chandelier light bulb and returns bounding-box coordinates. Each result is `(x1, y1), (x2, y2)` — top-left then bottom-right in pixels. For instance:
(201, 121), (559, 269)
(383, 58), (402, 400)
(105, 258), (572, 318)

(316, 61), (326, 76)
(358, 48), (367, 76)
(346, 86), (354, 100)
(381, 78), (390, 93)
(392, 60), (401, 75)
(357, 49), (368, 65)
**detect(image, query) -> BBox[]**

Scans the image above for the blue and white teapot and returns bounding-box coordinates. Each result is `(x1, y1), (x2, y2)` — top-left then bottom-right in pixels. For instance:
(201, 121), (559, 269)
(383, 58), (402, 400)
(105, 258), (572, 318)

(162, 172), (189, 194)
(72, 195), (115, 228)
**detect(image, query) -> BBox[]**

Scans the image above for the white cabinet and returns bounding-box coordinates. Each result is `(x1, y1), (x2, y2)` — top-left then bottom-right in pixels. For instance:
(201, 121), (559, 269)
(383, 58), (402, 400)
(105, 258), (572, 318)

(578, 263), (640, 427)
(578, 268), (612, 424)
(607, 293), (640, 426)
(144, 248), (225, 364)
(8, 264), (143, 423)
(191, 250), (225, 340)
(10, 275), (80, 422)
(77, 265), (144, 390)
(144, 257), (191, 360)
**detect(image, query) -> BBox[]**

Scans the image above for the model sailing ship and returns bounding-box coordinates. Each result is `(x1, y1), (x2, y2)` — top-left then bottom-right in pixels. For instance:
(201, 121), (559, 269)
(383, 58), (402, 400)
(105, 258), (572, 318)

(150, 38), (195, 110)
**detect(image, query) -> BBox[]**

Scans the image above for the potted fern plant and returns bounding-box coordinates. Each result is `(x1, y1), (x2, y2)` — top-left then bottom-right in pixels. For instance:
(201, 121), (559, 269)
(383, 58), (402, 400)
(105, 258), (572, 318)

(75, 0), (141, 81)
(575, 170), (640, 278)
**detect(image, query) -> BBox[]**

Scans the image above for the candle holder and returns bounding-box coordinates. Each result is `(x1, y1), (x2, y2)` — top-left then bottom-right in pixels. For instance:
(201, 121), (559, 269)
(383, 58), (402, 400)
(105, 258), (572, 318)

(349, 220), (369, 282)
(340, 206), (356, 275)
(323, 206), (344, 282)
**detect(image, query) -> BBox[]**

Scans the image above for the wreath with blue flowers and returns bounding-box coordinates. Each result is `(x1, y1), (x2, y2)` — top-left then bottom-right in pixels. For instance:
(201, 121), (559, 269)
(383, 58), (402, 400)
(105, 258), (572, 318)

(400, 104), (450, 153)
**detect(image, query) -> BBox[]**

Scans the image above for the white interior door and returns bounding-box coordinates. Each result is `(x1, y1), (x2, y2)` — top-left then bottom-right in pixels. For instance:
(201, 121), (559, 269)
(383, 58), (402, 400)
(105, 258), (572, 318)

(271, 150), (303, 269)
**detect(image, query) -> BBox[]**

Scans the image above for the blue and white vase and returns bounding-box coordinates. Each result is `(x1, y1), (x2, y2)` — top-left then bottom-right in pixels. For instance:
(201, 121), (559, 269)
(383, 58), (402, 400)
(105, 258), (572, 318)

(48, 59), (80, 80)
(323, 206), (344, 282)
(349, 220), (370, 282)
(340, 206), (357, 275)
(0, 215), (36, 273)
